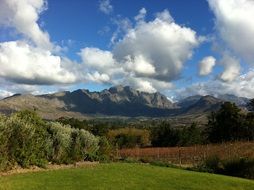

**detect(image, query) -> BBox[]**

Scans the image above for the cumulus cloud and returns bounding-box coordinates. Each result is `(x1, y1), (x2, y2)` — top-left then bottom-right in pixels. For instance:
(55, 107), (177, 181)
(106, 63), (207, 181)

(219, 53), (240, 82)
(175, 70), (254, 99)
(0, 0), (82, 90)
(113, 9), (200, 82)
(155, 9), (174, 23)
(86, 72), (110, 83)
(79, 47), (115, 72)
(0, 0), (52, 50)
(125, 77), (173, 93)
(99, 0), (113, 15)
(80, 9), (200, 93)
(0, 41), (76, 85)
(199, 56), (216, 76)
(208, 0), (254, 62)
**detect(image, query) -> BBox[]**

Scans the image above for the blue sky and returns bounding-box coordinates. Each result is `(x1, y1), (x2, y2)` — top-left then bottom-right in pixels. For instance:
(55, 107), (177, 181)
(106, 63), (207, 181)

(0, 0), (254, 100)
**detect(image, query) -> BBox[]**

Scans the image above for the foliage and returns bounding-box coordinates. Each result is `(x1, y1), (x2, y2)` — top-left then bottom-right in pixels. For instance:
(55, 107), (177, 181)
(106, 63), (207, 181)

(207, 102), (247, 142)
(0, 111), (99, 170)
(222, 158), (254, 179)
(151, 122), (180, 147)
(107, 128), (150, 148)
(178, 123), (203, 146)
(3, 111), (51, 168)
(196, 156), (254, 179)
(97, 136), (114, 161)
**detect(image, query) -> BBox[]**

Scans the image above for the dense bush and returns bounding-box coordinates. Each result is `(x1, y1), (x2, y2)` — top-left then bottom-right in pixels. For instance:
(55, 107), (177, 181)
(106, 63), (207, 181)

(2, 111), (51, 169)
(196, 156), (254, 179)
(0, 111), (99, 171)
(107, 128), (150, 148)
(96, 136), (114, 161)
(222, 158), (254, 179)
(151, 122), (203, 147)
(0, 115), (10, 170)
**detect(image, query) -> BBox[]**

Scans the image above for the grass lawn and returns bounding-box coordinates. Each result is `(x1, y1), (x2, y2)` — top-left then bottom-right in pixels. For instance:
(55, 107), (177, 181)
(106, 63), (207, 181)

(0, 163), (254, 190)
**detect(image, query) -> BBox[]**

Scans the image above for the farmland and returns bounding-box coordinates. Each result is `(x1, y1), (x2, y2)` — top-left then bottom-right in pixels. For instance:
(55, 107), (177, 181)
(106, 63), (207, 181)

(119, 141), (254, 165)
(1, 163), (254, 190)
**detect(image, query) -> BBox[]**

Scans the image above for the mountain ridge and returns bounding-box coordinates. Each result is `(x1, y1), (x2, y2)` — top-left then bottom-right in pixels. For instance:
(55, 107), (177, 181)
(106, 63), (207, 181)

(0, 86), (250, 119)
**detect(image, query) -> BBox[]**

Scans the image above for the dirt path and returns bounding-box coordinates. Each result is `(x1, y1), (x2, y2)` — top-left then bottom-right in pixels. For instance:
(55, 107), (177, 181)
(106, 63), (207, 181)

(0, 161), (98, 176)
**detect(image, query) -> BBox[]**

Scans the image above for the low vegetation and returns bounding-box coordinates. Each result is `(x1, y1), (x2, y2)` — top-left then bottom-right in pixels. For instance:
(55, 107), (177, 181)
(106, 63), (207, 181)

(0, 111), (100, 171)
(1, 101), (254, 180)
(1, 163), (254, 190)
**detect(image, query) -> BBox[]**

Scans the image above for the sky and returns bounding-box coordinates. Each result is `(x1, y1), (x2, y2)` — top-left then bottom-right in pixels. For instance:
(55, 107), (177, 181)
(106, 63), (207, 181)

(0, 0), (254, 100)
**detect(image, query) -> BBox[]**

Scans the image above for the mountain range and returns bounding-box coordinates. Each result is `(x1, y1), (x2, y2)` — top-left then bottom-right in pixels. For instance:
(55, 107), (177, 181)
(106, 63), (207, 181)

(0, 85), (250, 119)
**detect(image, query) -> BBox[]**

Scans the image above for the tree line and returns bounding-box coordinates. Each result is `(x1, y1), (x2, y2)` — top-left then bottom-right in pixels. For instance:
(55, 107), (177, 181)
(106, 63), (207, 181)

(58, 101), (254, 148)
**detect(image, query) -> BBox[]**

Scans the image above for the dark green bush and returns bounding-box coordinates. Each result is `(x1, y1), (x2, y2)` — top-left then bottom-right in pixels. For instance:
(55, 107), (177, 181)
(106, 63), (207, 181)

(197, 155), (222, 173)
(195, 156), (254, 179)
(222, 158), (254, 179)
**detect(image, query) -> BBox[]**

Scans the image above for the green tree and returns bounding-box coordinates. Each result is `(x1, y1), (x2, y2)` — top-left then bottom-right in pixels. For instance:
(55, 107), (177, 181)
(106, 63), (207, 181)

(179, 123), (202, 146)
(151, 122), (180, 147)
(207, 102), (245, 142)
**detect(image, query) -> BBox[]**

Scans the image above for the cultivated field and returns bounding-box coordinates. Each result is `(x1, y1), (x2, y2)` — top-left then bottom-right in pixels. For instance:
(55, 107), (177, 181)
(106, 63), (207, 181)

(0, 163), (254, 190)
(119, 141), (254, 165)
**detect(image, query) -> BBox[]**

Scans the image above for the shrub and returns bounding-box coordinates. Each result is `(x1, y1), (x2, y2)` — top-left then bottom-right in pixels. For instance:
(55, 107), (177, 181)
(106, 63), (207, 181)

(48, 122), (74, 164)
(222, 158), (254, 179)
(48, 122), (99, 164)
(0, 115), (10, 171)
(4, 111), (51, 168)
(97, 136), (114, 162)
(107, 128), (150, 148)
(198, 155), (222, 173)
(78, 129), (99, 161)
(195, 156), (254, 179)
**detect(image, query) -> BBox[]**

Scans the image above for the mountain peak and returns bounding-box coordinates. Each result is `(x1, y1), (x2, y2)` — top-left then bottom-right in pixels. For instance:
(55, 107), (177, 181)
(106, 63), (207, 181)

(108, 85), (125, 93)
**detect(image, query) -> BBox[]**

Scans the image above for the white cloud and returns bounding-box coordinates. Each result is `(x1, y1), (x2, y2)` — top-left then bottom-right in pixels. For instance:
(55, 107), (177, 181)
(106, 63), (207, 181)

(110, 17), (132, 44)
(0, 41), (76, 85)
(86, 72), (110, 83)
(79, 47), (115, 71)
(0, 0), (52, 50)
(113, 9), (200, 82)
(176, 68), (254, 99)
(125, 77), (173, 93)
(135, 8), (147, 22)
(127, 78), (157, 93)
(80, 9), (200, 93)
(199, 56), (216, 76)
(155, 9), (174, 23)
(124, 55), (156, 76)
(99, 0), (113, 15)
(208, 0), (254, 62)
(219, 53), (240, 82)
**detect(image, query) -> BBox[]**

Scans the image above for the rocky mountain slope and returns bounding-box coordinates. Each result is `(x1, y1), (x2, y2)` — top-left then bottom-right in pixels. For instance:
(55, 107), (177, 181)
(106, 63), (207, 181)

(0, 85), (250, 119)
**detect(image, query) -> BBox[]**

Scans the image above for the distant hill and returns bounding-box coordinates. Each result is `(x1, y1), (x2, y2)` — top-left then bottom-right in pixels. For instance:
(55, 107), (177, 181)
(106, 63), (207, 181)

(179, 95), (223, 114)
(0, 85), (250, 119)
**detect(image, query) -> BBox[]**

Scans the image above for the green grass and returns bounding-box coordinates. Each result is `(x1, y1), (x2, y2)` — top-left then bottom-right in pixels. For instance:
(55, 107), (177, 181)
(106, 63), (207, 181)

(0, 163), (254, 190)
